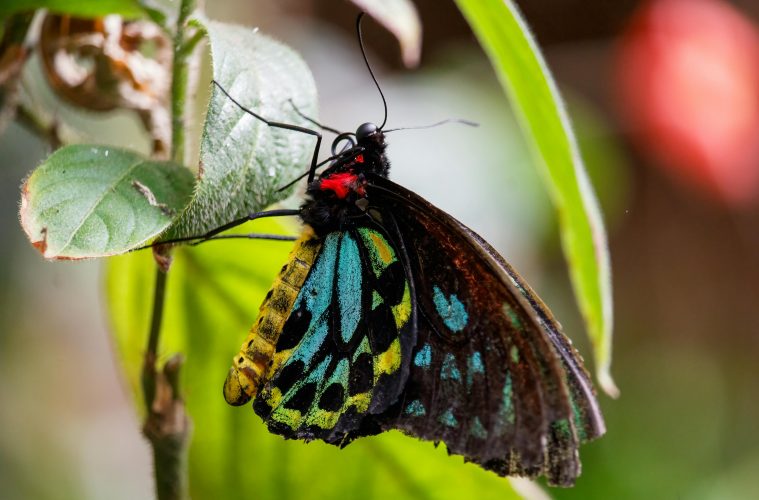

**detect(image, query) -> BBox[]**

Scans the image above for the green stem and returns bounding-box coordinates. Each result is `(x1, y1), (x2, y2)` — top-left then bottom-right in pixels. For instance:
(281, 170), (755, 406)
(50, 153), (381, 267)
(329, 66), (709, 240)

(170, 0), (197, 165)
(140, 1), (199, 498)
(142, 267), (190, 500)
(180, 28), (205, 58)
(147, 267), (168, 356)
(142, 266), (167, 408)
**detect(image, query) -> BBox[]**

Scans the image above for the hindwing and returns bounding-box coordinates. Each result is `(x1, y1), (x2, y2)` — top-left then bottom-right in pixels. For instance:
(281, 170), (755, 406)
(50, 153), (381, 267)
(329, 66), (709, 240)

(253, 225), (416, 443)
(365, 176), (605, 487)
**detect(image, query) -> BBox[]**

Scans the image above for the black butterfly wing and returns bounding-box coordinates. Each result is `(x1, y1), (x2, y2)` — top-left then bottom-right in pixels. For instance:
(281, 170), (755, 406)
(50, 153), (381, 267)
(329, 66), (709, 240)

(252, 224), (417, 444)
(365, 176), (605, 487)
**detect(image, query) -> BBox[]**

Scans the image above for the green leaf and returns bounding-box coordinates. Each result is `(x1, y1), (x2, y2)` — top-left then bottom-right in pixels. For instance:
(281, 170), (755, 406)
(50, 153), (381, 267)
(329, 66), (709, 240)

(454, 0), (617, 396)
(105, 225), (524, 499)
(163, 18), (318, 240)
(349, 0), (422, 67)
(20, 145), (194, 259)
(0, 0), (144, 18)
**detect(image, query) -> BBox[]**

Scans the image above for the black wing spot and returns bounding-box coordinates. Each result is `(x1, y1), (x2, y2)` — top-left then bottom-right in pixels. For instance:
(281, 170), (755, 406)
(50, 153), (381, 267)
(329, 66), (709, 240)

(368, 303), (397, 353)
(349, 352), (374, 395)
(375, 261), (406, 306)
(318, 383), (345, 411)
(253, 396), (273, 418)
(284, 382), (317, 413)
(274, 360), (305, 395)
(339, 318), (368, 352)
(277, 306), (311, 351)
(264, 289), (273, 302)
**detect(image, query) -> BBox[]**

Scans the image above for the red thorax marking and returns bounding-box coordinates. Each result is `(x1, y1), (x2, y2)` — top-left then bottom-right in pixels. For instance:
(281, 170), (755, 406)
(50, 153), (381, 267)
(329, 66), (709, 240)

(355, 154), (364, 163)
(320, 172), (360, 199)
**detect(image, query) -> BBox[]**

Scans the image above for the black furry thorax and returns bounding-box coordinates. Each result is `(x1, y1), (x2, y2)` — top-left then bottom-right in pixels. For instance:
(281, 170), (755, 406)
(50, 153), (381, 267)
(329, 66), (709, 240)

(299, 129), (389, 235)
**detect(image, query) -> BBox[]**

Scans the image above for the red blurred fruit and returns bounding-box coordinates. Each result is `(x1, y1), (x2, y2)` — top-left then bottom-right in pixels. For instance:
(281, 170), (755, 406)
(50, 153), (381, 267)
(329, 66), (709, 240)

(615, 0), (759, 207)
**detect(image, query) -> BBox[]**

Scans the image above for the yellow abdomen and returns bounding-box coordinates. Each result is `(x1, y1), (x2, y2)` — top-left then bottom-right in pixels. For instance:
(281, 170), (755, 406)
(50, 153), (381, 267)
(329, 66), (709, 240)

(223, 230), (321, 405)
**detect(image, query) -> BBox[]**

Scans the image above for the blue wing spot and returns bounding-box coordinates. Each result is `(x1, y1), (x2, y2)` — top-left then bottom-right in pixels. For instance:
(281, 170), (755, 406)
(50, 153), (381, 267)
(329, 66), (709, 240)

(433, 286), (468, 333)
(353, 337), (371, 362)
(414, 343), (432, 368)
(439, 408), (458, 428)
(466, 351), (485, 389)
(404, 399), (426, 417)
(553, 418), (572, 439)
(277, 355), (332, 413)
(470, 416), (488, 439)
(441, 353), (461, 382)
(337, 233), (362, 343)
(326, 357), (350, 387)
(500, 373), (515, 425)
(288, 316), (328, 370)
(281, 233), (338, 371)
(502, 303), (524, 330)
(298, 233), (339, 315)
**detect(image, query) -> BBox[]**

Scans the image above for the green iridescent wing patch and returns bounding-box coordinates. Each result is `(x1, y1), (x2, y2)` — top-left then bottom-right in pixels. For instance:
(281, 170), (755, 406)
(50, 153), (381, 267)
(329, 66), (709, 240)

(253, 226), (416, 443)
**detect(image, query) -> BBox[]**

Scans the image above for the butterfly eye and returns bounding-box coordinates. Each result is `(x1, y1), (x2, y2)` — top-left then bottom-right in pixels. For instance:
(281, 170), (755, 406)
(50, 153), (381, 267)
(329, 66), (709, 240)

(356, 122), (378, 141)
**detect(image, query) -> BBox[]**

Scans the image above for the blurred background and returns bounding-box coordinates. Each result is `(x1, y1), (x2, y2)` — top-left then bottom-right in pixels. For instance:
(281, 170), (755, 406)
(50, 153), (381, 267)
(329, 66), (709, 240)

(2, 0), (759, 498)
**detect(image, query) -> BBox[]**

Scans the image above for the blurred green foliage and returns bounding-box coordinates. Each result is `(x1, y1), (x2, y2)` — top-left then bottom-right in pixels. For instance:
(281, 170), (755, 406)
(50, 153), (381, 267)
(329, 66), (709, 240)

(0, 0), (144, 18)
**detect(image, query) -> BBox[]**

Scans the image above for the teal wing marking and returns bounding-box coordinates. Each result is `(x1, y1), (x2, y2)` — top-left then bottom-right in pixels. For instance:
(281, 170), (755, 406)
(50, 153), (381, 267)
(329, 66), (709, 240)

(253, 225), (416, 443)
(337, 233), (362, 342)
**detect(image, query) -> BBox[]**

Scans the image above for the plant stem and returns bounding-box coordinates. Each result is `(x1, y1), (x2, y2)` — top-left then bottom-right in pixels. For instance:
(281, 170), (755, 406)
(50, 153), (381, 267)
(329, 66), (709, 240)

(141, 268), (189, 500)
(170, 0), (197, 165)
(141, 1), (198, 498)
(142, 267), (167, 408)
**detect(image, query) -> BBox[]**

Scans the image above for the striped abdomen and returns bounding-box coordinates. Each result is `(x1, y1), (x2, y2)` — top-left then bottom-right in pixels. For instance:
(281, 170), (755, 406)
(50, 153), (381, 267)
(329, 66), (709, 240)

(223, 230), (321, 406)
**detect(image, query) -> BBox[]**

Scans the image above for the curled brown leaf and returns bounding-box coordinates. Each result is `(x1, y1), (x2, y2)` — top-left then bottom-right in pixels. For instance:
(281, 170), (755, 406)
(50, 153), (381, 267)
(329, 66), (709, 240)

(39, 14), (172, 156)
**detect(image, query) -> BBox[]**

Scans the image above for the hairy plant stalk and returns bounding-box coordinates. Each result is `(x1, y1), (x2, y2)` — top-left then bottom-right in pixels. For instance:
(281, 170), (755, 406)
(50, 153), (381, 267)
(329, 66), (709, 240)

(170, 0), (198, 166)
(142, 0), (199, 498)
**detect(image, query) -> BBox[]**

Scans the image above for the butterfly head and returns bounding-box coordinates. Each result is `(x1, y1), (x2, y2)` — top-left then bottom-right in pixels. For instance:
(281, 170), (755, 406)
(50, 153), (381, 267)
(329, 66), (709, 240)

(356, 122), (378, 142)
(301, 126), (388, 234)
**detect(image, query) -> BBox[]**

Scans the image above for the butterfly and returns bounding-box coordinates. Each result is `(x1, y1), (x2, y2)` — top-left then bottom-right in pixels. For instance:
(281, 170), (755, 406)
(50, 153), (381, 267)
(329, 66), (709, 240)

(203, 14), (606, 488)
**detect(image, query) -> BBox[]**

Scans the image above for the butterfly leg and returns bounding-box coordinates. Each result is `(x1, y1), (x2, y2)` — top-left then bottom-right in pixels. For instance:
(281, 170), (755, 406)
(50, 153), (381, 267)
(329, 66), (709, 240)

(190, 233), (298, 244)
(288, 99), (341, 134)
(137, 208), (301, 250)
(276, 149), (360, 193)
(212, 80), (323, 184)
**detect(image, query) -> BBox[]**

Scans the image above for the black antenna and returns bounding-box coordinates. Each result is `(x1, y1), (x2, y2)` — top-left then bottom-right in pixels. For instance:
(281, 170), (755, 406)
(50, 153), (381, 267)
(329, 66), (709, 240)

(356, 13), (388, 130)
(384, 118), (479, 133)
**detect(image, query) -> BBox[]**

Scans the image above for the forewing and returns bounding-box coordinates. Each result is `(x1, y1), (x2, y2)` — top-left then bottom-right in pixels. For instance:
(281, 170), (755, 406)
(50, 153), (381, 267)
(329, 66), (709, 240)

(366, 176), (605, 487)
(253, 225), (416, 444)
